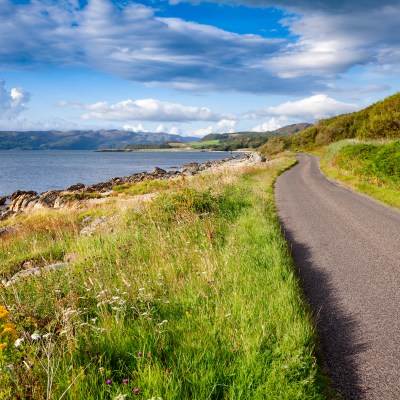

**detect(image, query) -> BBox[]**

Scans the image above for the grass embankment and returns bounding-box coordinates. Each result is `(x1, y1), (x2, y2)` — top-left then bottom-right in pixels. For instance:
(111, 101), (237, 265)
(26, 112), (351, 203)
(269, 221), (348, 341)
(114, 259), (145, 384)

(321, 140), (400, 209)
(0, 159), (327, 399)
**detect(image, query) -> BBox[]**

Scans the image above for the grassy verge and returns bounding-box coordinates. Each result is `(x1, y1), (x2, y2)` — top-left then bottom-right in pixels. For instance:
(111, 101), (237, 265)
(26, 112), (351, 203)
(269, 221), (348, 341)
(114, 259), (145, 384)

(321, 140), (400, 209)
(1, 158), (327, 399)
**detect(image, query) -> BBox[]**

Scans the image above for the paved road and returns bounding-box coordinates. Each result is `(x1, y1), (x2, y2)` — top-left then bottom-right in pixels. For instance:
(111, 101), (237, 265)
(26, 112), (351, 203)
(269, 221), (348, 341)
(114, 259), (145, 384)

(275, 154), (400, 399)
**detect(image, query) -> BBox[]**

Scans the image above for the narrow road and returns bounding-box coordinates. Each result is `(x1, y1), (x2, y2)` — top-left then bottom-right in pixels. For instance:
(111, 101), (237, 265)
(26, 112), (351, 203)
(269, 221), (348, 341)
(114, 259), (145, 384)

(275, 154), (400, 399)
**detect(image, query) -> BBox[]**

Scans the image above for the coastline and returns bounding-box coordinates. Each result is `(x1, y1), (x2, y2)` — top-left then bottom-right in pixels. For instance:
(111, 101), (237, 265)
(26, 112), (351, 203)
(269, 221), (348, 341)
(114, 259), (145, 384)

(0, 151), (265, 222)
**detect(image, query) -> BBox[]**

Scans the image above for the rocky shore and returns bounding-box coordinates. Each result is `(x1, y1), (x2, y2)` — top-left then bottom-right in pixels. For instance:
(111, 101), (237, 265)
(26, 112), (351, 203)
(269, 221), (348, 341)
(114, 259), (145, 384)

(0, 152), (265, 222)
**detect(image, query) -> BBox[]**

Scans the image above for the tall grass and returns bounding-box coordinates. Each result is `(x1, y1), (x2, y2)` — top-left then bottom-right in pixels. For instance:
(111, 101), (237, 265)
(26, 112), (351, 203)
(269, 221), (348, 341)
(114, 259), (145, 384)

(321, 139), (400, 208)
(0, 159), (327, 399)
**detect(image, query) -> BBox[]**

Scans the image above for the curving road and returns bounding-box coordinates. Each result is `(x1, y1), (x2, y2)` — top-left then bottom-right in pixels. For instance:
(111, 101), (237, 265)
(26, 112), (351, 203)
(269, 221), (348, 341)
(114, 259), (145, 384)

(275, 154), (400, 399)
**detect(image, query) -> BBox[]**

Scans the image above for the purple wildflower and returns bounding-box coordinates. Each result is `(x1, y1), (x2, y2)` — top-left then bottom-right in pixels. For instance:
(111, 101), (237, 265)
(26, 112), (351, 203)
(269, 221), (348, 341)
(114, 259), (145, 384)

(137, 351), (143, 357)
(134, 388), (139, 394)
(123, 378), (129, 384)
(106, 379), (112, 385)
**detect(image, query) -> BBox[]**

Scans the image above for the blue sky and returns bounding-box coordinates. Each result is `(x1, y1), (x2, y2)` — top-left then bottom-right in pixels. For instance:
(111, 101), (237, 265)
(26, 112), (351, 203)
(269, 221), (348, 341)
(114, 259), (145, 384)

(0, 0), (399, 136)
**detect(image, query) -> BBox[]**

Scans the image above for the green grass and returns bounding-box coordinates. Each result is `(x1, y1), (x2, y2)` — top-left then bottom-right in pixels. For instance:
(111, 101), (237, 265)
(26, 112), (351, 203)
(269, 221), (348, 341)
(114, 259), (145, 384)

(0, 159), (328, 399)
(190, 139), (221, 149)
(112, 179), (181, 196)
(321, 140), (400, 209)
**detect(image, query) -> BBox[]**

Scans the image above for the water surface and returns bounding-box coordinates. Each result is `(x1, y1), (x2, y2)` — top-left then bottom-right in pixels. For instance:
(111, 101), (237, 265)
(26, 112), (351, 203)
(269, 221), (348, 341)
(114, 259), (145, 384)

(0, 150), (234, 196)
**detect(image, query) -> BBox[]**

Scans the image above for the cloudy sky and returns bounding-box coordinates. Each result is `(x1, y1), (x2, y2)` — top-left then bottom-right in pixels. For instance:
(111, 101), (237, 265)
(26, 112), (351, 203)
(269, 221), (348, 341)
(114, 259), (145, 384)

(0, 0), (399, 136)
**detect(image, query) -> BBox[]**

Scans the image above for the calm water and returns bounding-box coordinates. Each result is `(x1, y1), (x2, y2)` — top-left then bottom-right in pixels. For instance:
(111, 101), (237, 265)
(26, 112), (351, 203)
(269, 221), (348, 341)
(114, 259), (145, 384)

(0, 150), (235, 197)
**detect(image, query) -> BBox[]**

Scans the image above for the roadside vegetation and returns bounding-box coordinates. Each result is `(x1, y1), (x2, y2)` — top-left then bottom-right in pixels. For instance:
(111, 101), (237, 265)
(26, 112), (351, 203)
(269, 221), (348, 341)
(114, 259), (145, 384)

(320, 140), (400, 208)
(0, 158), (328, 399)
(257, 92), (400, 209)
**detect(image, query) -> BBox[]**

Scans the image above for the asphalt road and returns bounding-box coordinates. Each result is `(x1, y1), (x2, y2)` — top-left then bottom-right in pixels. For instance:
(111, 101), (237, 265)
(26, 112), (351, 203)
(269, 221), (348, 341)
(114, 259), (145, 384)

(275, 154), (400, 399)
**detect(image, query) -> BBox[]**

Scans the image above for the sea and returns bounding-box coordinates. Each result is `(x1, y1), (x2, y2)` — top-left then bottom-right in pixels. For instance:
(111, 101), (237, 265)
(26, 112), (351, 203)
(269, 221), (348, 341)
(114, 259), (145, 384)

(0, 150), (236, 197)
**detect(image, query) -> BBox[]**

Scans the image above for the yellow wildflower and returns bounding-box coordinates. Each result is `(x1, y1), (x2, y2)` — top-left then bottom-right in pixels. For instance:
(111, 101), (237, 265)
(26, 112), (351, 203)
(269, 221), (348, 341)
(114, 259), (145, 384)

(1, 323), (17, 339)
(0, 306), (10, 320)
(0, 342), (7, 351)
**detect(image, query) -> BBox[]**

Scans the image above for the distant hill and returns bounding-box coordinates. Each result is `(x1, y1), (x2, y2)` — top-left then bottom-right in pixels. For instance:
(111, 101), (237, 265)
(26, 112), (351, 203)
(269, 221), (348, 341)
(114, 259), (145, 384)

(0, 130), (199, 150)
(289, 93), (400, 149)
(196, 123), (312, 151)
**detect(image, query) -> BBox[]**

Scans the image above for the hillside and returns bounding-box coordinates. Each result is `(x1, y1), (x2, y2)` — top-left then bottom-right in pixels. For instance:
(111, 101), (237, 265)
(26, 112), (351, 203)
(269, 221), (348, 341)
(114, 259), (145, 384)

(194, 123), (312, 151)
(0, 130), (199, 150)
(289, 93), (400, 150)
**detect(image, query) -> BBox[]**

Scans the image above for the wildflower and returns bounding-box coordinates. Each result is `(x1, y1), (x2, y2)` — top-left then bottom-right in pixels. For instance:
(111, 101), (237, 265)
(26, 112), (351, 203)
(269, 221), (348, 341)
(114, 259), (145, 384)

(134, 388), (139, 394)
(123, 378), (129, 384)
(106, 379), (112, 385)
(14, 338), (24, 347)
(137, 351), (143, 357)
(0, 306), (10, 320)
(31, 332), (41, 340)
(42, 332), (53, 339)
(114, 395), (128, 400)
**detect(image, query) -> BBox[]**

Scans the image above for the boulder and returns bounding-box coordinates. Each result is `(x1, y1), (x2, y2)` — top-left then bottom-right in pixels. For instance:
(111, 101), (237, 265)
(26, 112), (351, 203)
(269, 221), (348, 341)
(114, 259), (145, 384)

(0, 197), (7, 206)
(36, 190), (62, 208)
(66, 183), (85, 191)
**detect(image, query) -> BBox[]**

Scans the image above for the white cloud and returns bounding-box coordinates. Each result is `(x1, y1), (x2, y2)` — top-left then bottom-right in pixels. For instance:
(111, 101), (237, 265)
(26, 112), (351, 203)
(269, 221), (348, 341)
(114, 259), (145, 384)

(0, 80), (30, 119)
(265, 94), (359, 120)
(244, 94), (359, 124)
(252, 117), (286, 132)
(123, 123), (148, 132)
(82, 98), (222, 122)
(192, 119), (237, 137)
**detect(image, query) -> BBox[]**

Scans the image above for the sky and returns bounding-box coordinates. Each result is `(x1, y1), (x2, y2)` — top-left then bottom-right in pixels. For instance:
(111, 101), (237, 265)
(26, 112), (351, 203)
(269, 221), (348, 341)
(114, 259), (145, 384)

(0, 0), (399, 136)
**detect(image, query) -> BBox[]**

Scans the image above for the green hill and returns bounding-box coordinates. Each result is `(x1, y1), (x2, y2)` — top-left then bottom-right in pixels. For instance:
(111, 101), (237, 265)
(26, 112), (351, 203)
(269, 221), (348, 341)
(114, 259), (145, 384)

(194, 123), (312, 151)
(289, 93), (400, 150)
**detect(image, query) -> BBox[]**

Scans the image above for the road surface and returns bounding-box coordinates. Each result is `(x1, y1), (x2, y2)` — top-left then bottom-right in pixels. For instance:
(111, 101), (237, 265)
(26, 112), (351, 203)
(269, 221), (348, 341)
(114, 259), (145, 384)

(275, 154), (400, 399)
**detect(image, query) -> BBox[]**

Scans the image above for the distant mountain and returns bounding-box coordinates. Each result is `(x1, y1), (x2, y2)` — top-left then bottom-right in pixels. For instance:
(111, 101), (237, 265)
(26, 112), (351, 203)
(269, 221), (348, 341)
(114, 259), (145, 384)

(0, 130), (199, 150)
(197, 123), (312, 151)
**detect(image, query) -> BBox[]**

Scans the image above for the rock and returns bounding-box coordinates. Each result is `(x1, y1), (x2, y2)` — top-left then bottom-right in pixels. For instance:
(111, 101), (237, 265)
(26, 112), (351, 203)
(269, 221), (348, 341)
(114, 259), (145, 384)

(4, 262), (68, 287)
(0, 226), (16, 237)
(80, 216), (107, 236)
(82, 216), (93, 224)
(64, 252), (79, 263)
(35, 190), (63, 209)
(9, 190), (37, 201)
(0, 210), (13, 221)
(151, 167), (167, 175)
(0, 197), (7, 206)
(66, 183), (85, 191)
(248, 152), (266, 163)
(9, 191), (39, 212)
(22, 261), (35, 270)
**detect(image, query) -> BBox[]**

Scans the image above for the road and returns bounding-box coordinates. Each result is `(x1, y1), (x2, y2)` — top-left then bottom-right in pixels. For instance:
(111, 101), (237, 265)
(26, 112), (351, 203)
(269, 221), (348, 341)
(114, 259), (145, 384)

(275, 154), (400, 399)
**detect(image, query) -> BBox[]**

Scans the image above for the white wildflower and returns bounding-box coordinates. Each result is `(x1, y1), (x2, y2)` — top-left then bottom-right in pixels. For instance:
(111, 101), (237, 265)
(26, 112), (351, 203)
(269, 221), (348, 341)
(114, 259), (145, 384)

(31, 332), (41, 340)
(114, 395), (128, 400)
(14, 338), (24, 347)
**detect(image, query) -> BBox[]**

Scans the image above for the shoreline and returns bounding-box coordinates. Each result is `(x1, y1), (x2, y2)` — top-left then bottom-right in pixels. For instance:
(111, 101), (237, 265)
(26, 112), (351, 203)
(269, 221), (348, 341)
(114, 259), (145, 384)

(0, 152), (265, 222)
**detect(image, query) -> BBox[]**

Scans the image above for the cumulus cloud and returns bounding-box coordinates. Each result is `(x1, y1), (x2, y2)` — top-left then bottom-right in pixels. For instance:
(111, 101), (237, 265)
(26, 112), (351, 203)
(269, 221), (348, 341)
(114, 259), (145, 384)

(252, 117), (286, 132)
(192, 119), (237, 137)
(82, 98), (221, 122)
(0, 80), (30, 119)
(245, 94), (359, 125)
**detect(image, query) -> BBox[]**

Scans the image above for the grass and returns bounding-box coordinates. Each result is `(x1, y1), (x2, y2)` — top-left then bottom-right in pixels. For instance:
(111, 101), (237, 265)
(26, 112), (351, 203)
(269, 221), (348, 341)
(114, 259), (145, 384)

(190, 140), (221, 149)
(321, 139), (400, 209)
(0, 158), (329, 399)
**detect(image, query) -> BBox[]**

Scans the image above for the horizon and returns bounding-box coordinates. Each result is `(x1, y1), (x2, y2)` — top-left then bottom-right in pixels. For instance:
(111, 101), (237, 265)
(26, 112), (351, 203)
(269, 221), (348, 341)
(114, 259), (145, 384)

(0, 0), (399, 136)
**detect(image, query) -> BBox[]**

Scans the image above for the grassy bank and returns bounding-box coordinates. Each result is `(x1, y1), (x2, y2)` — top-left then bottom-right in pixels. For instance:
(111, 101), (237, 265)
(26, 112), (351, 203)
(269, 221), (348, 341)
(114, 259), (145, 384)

(321, 140), (400, 209)
(1, 159), (327, 399)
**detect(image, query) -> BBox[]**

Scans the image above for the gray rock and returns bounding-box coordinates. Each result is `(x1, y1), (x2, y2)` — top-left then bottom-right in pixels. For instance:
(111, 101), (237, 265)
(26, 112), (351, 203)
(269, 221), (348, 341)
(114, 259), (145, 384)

(66, 183), (85, 191)
(0, 226), (16, 237)
(4, 262), (68, 287)
(37, 190), (62, 208)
